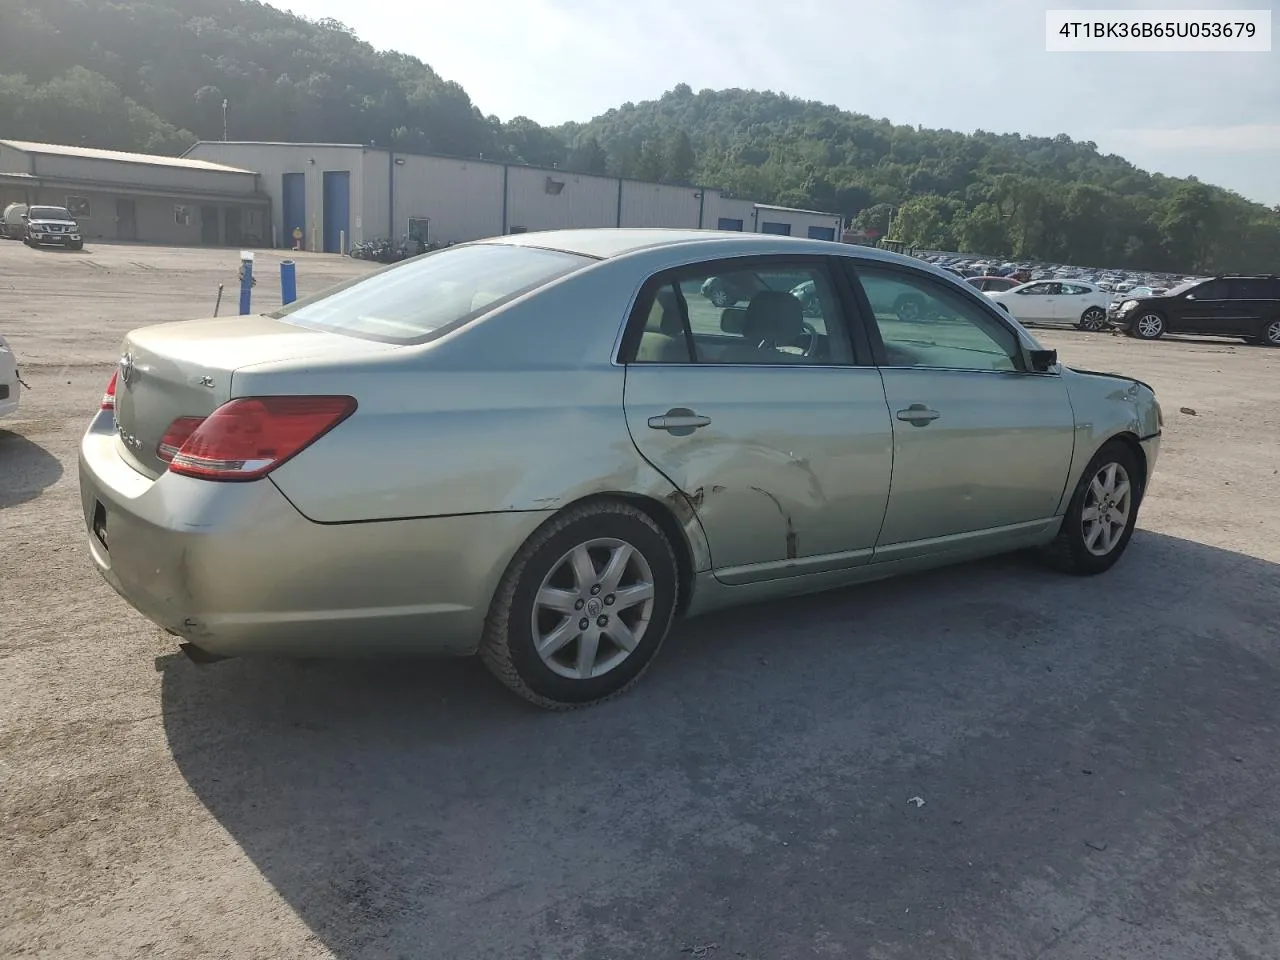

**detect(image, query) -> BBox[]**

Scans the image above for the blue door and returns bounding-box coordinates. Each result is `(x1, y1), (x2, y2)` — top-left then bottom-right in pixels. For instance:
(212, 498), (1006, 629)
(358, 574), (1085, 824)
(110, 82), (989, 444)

(322, 170), (350, 254)
(807, 225), (836, 241)
(717, 217), (744, 231)
(282, 173), (305, 249)
(760, 221), (791, 236)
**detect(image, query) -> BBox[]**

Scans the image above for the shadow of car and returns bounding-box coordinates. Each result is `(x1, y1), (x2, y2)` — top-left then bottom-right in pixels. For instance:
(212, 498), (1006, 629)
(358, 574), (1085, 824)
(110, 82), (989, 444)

(0, 430), (65, 508)
(161, 532), (1280, 959)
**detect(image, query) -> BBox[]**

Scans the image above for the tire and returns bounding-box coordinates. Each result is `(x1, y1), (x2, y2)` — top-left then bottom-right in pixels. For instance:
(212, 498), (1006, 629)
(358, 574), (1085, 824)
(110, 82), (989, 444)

(1041, 440), (1143, 576)
(707, 285), (731, 308)
(894, 294), (924, 322)
(480, 500), (679, 709)
(68, 241), (83, 251)
(1132, 311), (1165, 340)
(1078, 306), (1108, 331)
(1258, 317), (1280, 347)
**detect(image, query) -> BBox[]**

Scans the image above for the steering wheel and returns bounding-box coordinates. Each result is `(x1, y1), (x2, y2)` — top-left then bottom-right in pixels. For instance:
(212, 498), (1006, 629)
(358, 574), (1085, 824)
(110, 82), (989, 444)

(798, 321), (818, 357)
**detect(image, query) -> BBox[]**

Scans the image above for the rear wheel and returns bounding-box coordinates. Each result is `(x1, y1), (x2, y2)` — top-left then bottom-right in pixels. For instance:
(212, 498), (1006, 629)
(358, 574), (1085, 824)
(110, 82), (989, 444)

(1041, 441), (1142, 576)
(481, 501), (679, 709)
(709, 287), (731, 308)
(1078, 306), (1108, 331)
(1133, 312), (1165, 340)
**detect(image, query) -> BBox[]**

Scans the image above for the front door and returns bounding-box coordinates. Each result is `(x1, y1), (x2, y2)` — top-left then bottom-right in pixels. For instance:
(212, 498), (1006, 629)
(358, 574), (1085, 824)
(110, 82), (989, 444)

(622, 256), (894, 584)
(848, 262), (1076, 559)
(115, 199), (137, 241)
(1009, 281), (1059, 323)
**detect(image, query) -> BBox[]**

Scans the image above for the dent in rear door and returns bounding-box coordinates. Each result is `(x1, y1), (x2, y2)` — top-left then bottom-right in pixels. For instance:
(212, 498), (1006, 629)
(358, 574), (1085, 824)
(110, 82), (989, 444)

(623, 364), (894, 584)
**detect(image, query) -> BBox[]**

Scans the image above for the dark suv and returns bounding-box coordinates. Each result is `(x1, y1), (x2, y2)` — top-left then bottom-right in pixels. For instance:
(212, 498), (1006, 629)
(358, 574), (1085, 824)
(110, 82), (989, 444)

(1112, 275), (1280, 346)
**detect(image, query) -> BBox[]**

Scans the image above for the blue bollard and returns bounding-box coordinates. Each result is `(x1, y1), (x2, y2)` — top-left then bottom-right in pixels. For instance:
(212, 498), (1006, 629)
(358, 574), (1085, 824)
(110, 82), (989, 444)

(280, 259), (297, 305)
(238, 251), (254, 315)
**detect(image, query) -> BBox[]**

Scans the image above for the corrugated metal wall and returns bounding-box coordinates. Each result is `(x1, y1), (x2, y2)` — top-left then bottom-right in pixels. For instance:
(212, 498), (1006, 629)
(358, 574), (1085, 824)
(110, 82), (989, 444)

(619, 181), (702, 228)
(185, 142), (846, 249)
(391, 155), (504, 243)
(505, 167), (617, 233)
(187, 143), (367, 250)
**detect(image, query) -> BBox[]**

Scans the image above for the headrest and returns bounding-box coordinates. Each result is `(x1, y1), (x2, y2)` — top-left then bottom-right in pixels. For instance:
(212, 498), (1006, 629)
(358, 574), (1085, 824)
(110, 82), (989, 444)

(653, 287), (683, 336)
(743, 290), (804, 345)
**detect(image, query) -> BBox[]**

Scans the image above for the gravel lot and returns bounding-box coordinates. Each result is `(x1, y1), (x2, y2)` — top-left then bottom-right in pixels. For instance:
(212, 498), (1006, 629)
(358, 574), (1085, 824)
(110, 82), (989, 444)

(2, 240), (1278, 960)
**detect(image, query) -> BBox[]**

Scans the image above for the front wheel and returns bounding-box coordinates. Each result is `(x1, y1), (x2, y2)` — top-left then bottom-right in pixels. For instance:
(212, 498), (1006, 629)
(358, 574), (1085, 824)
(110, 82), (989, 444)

(68, 241), (83, 251)
(1133, 312), (1165, 340)
(1258, 317), (1280, 347)
(481, 501), (679, 709)
(1040, 441), (1142, 576)
(1078, 306), (1108, 331)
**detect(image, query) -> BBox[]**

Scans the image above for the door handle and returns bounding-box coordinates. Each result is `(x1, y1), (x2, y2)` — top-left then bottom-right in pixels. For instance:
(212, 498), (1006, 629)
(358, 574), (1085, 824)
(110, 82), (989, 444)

(648, 408), (711, 432)
(896, 403), (940, 426)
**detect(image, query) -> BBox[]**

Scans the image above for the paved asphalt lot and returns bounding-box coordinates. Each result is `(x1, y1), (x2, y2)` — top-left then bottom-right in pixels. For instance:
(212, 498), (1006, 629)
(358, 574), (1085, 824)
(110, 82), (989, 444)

(2, 240), (1278, 960)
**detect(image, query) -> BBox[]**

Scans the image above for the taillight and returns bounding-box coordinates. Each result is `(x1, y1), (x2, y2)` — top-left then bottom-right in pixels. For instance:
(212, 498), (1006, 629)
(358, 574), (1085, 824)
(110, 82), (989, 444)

(156, 416), (205, 462)
(101, 370), (117, 411)
(165, 396), (356, 481)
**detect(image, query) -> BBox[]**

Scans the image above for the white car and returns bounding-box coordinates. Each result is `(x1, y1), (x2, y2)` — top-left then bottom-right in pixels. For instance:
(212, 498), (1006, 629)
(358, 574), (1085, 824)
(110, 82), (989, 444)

(0, 333), (21, 419)
(988, 280), (1112, 331)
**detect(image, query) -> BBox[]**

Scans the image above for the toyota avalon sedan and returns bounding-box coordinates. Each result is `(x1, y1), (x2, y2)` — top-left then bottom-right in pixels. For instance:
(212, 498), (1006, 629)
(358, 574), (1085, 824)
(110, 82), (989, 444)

(80, 230), (1162, 709)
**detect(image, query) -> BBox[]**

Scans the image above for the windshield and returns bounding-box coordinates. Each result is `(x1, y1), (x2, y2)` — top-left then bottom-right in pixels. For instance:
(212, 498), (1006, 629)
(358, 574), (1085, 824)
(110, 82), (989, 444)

(273, 243), (594, 344)
(29, 206), (73, 220)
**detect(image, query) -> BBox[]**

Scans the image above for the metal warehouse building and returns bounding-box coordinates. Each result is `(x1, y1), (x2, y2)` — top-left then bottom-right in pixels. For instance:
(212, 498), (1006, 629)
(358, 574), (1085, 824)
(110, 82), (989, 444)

(183, 141), (844, 252)
(0, 140), (271, 246)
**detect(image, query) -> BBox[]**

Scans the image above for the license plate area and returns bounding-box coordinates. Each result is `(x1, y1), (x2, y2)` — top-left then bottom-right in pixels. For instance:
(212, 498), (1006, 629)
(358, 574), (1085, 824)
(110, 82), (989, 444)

(92, 500), (109, 551)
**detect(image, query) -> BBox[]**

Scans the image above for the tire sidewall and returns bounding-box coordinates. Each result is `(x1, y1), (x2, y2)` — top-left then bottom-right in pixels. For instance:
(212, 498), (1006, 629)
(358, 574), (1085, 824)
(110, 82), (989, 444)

(502, 510), (678, 705)
(1263, 317), (1280, 346)
(1061, 442), (1142, 574)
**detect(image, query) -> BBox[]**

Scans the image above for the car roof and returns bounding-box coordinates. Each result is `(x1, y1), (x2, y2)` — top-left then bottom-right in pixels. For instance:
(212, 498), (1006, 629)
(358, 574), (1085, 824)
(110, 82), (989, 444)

(475, 228), (909, 265)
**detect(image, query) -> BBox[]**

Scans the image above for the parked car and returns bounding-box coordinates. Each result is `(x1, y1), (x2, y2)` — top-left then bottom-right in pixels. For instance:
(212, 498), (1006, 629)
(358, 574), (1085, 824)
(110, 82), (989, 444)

(1111, 275), (1280, 345)
(0, 333), (22, 419)
(17, 205), (83, 250)
(966, 275), (1021, 294)
(987, 279), (1112, 330)
(79, 230), (1162, 708)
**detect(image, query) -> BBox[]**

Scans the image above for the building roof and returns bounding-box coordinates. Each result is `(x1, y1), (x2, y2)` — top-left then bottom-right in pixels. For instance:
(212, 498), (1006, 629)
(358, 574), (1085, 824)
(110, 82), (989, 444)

(1, 140), (256, 174)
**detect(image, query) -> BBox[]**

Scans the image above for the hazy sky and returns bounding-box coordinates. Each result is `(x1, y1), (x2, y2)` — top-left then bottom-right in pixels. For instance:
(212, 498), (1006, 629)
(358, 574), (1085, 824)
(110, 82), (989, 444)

(278, 0), (1280, 205)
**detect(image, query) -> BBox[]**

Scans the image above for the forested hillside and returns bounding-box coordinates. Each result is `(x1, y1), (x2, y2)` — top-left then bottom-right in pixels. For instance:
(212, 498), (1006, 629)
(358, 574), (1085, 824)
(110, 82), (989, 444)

(1, 0), (1277, 272)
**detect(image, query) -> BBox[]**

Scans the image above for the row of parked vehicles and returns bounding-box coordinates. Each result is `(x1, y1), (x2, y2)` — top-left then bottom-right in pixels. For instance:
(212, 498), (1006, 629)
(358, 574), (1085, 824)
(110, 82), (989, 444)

(1, 202), (84, 249)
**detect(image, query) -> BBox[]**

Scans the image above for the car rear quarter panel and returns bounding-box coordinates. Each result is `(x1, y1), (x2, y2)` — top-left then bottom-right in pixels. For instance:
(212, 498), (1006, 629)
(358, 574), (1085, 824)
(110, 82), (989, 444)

(254, 259), (713, 569)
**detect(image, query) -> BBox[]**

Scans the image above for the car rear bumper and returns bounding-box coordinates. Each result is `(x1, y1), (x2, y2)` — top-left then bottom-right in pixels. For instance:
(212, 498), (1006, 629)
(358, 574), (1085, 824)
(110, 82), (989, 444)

(78, 410), (549, 658)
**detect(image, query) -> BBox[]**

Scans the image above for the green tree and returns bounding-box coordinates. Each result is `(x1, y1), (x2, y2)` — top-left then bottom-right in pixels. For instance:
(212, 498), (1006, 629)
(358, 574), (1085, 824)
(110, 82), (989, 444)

(666, 129), (695, 183)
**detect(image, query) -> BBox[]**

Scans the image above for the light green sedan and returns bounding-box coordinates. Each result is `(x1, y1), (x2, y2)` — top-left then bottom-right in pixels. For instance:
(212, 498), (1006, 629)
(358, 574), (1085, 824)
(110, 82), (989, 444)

(79, 230), (1162, 708)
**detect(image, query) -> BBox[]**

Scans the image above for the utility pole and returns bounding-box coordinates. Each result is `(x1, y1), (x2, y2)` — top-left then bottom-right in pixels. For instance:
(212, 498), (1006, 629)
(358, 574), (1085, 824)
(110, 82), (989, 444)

(222, 99), (228, 141)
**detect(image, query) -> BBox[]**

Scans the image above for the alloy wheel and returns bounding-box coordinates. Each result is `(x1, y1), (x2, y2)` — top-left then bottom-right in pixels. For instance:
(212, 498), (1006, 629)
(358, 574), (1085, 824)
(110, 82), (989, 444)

(531, 538), (655, 680)
(1266, 319), (1280, 345)
(1081, 307), (1107, 331)
(1081, 461), (1132, 557)
(1136, 313), (1164, 339)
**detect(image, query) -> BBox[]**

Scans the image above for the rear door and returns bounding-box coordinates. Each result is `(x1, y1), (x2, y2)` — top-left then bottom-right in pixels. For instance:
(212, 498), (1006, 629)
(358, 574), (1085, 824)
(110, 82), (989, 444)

(622, 256), (894, 585)
(1009, 281), (1058, 323)
(844, 262), (1076, 559)
(1220, 278), (1271, 336)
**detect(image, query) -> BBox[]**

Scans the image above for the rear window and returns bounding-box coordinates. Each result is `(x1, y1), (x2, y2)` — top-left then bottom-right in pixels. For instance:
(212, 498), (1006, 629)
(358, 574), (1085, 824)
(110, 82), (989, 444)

(273, 243), (593, 344)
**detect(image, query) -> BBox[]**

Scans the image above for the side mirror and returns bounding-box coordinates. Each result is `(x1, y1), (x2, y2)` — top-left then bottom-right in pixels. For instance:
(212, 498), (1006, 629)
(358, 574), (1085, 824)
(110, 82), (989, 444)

(1029, 348), (1058, 372)
(20, 214), (29, 221)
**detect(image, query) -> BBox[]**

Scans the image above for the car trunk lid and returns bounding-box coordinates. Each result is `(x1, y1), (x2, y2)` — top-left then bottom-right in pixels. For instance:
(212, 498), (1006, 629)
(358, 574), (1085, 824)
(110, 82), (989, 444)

(113, 314), (396, 478)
